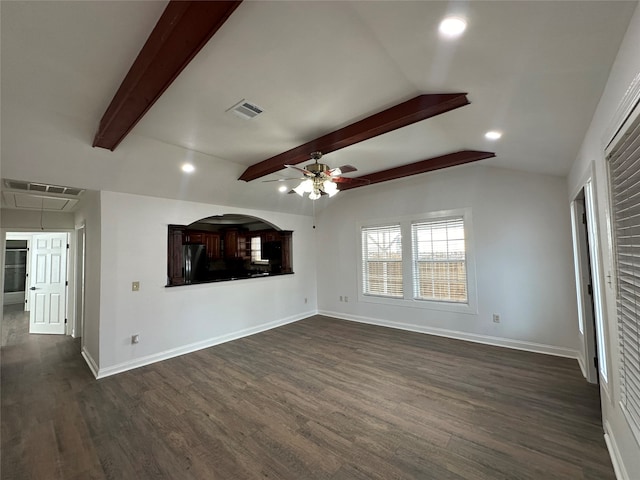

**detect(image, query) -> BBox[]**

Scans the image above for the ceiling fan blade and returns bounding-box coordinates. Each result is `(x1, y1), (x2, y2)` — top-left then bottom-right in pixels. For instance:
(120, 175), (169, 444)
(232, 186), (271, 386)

(329, 165), (357, 176)
(262, 177), (303, 183)
(284, 164), (312, 175)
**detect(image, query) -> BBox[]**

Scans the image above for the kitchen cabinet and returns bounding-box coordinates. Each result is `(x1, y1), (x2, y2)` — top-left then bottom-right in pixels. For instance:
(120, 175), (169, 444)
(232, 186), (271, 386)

(204, 234), (221, 260)
(280, 231), (293, 273)
(168, 226), (185, 285)
(184, 231), (221, 260)
(224, 229), (239, 258)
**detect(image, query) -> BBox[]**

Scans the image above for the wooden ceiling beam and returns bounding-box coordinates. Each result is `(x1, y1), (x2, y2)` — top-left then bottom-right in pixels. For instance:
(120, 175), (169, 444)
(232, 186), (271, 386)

(93, 1), (242, 151)
(337, 150), (496, 191)
(238, 93), (470, 182)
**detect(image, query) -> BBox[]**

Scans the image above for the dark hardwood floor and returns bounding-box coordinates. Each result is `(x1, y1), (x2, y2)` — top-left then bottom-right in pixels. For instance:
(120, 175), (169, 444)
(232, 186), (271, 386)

(1, 315), (613, 479)
(1, 303), (29, 347)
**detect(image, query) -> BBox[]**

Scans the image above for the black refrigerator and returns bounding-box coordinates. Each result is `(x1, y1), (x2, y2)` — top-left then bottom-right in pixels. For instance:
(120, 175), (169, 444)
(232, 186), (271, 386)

(183, 244), (207, 284)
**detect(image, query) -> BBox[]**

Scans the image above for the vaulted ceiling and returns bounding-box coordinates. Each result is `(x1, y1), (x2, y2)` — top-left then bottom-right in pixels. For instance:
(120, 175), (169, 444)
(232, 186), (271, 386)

(1, 1), (636, 215)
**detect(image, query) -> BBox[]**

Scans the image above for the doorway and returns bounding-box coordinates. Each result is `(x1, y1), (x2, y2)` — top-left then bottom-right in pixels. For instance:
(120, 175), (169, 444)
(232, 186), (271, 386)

(1, 230), (77, 347)
(571, 181), (607, 386)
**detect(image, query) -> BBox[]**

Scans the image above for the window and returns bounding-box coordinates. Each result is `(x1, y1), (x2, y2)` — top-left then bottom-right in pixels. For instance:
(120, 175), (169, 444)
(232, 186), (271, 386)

(361, 224), (403, 297)
(359, 209), (477, 313)
(250, 236), (268, 264)
(607, 107), (640, 435)
(412, 217), (467, 303)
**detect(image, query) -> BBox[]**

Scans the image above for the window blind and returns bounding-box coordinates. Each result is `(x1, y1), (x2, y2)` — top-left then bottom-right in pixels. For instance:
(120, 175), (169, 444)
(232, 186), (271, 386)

(608, 109), (640, 432)
(411, 217), (467, 303)
(361, 224), (403, 298)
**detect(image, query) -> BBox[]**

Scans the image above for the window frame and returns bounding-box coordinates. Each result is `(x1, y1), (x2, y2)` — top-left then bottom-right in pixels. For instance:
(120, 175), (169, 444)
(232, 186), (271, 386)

(250, 236), (269, 265)
(357, 209), (478, 314)
(605, 99), (640, 444)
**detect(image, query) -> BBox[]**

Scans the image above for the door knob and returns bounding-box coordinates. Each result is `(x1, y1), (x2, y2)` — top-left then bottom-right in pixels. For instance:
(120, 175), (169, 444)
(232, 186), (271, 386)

(29, 287), (36, 290)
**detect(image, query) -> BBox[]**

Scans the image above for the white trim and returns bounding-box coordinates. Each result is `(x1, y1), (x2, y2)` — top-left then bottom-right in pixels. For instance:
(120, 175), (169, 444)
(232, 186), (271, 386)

(619, 402), (640, 452)
(94, 311), (315, 379)
(604, 71), (640, 150)
(81, 347), (99, 378)
(357, 208), (478, 315)
(604, 420), (630, 480)
(3, 292), (26, 305)
(577, 352), (587, 379)
(319, 310), (579, 359)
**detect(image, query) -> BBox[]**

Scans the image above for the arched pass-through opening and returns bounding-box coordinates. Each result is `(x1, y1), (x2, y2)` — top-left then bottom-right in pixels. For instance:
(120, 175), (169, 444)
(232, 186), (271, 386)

(166, 214), (293, 286)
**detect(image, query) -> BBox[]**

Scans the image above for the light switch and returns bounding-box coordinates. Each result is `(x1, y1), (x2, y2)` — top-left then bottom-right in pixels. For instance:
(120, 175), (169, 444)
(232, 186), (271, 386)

(132, 281), (140, 291)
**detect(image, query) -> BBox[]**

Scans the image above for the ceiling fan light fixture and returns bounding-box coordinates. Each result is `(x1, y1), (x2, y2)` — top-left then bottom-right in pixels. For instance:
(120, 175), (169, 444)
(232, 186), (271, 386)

(439, 17), (467, 38)
(293, 178), (313, 196)
(323, 180), (338, 197)
(309, 191), (321, 201)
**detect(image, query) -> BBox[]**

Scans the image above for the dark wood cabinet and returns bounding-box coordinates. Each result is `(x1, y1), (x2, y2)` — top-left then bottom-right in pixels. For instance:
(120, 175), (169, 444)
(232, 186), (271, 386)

(263, 231), (278, 242)
(184, 231), (221, 260)
(280, 231), (293, 273)
(168, 226), (185, 285)
(204, 234), (221, 260)
(224, 229), (239, 258)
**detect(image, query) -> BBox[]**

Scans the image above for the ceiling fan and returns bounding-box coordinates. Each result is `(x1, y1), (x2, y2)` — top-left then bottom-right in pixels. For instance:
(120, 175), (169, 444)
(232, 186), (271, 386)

(265, 151), (369, 200)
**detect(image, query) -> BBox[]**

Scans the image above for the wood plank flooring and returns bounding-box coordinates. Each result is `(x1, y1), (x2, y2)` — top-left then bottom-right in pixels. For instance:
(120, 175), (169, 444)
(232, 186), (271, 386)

(1, 315), (614, 479)
(1, 304), (29, 347)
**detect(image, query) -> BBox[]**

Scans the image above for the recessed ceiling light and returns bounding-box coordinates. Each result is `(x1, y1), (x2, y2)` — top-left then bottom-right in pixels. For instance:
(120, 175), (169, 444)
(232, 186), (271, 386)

(181, 163), (195, 173)
(485, 131), (502, 140)
(278, 185), (288, 193)
(439, 17), (467, 38)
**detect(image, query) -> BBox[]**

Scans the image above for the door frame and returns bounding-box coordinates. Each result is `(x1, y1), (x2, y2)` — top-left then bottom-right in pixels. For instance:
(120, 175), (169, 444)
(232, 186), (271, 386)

(1, 227), (77, 337)
(75, 223), (86, 343)
(570, 165), (610, 390)
(571, 191), (599, 384)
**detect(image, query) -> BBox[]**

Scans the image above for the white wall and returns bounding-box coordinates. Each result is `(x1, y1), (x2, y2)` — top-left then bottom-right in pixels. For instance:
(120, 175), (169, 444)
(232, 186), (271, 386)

(567, 3), (640, 478)
(316, 164), (579, 356)
(95, 191), (317, 376)
(74, 191), (101, 370)
(1, 208), (74, 230)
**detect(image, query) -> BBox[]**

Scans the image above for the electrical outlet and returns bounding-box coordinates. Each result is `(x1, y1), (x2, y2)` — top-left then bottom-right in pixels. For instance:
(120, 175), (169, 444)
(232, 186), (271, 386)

(132, 281), (140, 292)
(131, 334), (140, 344)
(493, 314), (500, 323)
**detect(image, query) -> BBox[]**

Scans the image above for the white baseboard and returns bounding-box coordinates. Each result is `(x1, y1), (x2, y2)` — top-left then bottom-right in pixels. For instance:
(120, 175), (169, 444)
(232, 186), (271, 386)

(604, 420), (629, 480)
(318, 310), (579, 359)
(95, 310), (315, 379)
(577, 353), (587, 379)
(3, 292), (25, 305)
(81, 347), (99, 378)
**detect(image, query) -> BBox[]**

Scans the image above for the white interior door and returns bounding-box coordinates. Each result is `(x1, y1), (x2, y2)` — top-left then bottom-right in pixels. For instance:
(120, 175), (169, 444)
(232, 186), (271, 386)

(29, 233), (67, 335)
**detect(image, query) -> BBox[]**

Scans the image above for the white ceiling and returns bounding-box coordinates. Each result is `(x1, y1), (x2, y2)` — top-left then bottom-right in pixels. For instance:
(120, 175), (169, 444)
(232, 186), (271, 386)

(1, 1), (637, 215)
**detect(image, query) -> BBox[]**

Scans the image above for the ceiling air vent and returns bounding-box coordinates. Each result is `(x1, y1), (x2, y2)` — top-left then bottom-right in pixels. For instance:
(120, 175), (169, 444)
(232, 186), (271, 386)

(2, 179), (85, 197)
(228, 99), (263, 120)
